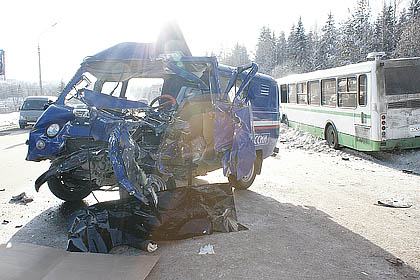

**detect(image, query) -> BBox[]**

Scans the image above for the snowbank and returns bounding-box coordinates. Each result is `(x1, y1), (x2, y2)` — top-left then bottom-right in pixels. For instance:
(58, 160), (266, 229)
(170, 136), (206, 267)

(0, 112), (18, 129)
(278, 124), (420, 173)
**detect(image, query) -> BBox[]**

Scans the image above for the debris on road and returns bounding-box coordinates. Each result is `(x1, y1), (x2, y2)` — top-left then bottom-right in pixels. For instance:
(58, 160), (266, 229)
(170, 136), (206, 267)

(341, 157), (349, 161)
(2, 220), (10, 225)
(376, 199), (412, 208)
(67, 183), (247, 254)
(199, 244), (215, 255)
(9, 192), (33, 205)
(402, 169), (420, 176)
(0, 188), (5, 191)
(386, 257), (404, 266)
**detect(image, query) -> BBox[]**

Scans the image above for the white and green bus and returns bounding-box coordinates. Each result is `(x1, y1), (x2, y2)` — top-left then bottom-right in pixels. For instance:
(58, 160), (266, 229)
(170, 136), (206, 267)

(277, 56), (420, 151)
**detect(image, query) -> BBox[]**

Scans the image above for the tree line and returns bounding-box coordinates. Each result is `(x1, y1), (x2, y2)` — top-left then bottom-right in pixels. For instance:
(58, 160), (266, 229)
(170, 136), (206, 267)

(218, 0), (420, 78)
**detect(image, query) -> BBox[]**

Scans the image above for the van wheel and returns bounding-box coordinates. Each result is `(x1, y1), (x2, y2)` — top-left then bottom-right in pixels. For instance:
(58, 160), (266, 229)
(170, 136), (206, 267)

(326, 125), (339, 149)
(47, 176), (92, 202)
(228, 162), (257, 190)
(19, 124), (25, 129)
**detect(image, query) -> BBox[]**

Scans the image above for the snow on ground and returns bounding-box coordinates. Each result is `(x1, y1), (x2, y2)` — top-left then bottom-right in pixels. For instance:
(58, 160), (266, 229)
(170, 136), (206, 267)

(0, 112), (18, 130)
(278, 123), (420, 174)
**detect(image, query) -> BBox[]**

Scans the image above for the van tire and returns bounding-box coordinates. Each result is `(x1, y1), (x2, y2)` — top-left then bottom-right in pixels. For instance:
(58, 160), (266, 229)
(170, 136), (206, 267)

(326, 125), (339, 149)
(47, 176), (92, 202)
(228, 161), (257, 190)
(19, 124), (25, 129)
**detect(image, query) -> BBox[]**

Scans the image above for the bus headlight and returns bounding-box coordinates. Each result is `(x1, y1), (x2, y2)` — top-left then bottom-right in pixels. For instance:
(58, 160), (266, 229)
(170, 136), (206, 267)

(46, 123), (60, 138)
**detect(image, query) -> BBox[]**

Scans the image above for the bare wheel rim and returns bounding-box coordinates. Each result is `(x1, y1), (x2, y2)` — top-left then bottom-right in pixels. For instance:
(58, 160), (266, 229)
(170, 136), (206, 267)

(327, 127), (336, 147)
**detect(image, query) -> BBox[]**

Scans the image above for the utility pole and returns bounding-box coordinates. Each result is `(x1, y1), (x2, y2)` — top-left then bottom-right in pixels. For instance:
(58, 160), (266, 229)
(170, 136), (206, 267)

(38, 44), (42, 96)
(37, 22), (57, 96)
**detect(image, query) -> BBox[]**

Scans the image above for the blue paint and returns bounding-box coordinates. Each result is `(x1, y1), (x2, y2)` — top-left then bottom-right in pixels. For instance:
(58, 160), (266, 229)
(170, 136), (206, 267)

(26, 28), (280, 202)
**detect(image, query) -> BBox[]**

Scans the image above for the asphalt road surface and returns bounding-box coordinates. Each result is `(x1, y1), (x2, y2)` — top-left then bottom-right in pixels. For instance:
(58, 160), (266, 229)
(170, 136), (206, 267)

(0, 128), (419, 279)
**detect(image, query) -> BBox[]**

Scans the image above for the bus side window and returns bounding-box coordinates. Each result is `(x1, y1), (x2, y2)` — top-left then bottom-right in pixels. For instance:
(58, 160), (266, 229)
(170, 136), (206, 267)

(338, 77), (357, 108)
(280, 84), (288, 103)
(308, 80), (320, 106)
(288, 84), (297, 103)
(296, 82), (307, 104)
(359, 75), (367, 106)
(321, 78), (336, 107)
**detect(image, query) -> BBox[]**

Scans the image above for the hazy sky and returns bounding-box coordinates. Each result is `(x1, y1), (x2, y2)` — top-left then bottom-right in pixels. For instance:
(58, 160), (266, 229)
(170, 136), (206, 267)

(1, 0), (405, 82)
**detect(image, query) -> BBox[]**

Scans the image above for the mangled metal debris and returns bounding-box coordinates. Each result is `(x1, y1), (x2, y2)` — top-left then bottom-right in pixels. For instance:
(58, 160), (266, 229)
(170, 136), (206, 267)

(67, 184), (247, 253)
(9, 192), (33, 205)
(25, 22), (279, 210)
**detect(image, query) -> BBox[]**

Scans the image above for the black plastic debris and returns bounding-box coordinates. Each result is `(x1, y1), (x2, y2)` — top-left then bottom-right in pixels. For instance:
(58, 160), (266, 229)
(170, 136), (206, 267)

(67, 183), (247, 253)
(9, 192), (33, 205)
(402, 169), (420, 176)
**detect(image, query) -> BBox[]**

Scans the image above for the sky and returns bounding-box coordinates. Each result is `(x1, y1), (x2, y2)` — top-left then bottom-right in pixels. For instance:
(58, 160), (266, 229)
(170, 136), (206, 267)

(0, 0), (406, 83)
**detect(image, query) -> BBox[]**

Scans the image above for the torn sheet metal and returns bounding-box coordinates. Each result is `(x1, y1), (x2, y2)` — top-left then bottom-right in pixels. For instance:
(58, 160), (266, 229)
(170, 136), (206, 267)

(67, 184), (247, 253)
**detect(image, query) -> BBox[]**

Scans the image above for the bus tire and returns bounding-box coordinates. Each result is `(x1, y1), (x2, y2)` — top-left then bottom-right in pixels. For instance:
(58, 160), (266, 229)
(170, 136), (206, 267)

(228, 161), (257, 190)
(281, 114), (289, 126)
(326, 125), (339, 149)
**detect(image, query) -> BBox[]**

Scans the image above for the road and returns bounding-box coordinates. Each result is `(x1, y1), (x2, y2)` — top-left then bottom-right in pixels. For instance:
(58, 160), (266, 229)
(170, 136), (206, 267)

(0, 128), (419, 279)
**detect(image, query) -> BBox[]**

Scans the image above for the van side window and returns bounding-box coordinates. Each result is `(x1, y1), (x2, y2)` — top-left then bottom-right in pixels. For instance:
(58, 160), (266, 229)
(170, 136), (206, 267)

(359, 75), (367, 106)
(338, 77), (357, 108)
(308, 80), (320, 106)
(296, 82), (307, 104)
(321, 78), (336, 107)
(288, 84), (297, 103)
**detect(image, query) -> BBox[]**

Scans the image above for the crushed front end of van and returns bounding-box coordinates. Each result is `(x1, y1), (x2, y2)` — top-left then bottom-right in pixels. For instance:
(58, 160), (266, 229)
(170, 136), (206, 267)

(25, 24), (267, 206)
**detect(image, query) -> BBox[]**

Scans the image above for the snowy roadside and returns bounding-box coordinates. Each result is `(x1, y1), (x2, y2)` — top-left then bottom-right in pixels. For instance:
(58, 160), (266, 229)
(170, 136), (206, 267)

(278, 123), (420, 174)
(0, 112), (18, 131)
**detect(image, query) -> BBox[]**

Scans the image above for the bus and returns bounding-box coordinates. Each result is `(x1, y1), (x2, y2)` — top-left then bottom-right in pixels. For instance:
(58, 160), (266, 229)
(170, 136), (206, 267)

(277, 55), (420, 151)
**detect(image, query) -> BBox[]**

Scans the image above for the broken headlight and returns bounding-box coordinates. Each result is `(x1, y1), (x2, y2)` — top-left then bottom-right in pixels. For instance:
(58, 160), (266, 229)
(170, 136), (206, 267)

(46, 123), (60, 138)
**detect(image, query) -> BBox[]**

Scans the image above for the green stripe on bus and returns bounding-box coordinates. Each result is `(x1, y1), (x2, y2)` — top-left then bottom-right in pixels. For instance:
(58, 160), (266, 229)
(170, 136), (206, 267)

(288, 120), (420, 151)
(282, 105), (371, 119)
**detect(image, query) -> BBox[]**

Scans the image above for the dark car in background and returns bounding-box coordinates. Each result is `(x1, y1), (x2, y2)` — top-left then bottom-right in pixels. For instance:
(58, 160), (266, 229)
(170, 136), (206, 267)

(19, 96), (56, 128)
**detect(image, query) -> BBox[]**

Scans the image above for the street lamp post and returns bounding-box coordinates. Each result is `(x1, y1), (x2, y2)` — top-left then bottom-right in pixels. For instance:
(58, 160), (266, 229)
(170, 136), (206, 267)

(37, 22), (57, 96)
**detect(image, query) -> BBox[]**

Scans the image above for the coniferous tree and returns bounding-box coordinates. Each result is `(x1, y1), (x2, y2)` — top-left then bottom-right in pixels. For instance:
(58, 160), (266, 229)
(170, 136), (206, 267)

(255, 26), (276, 74)
(307, 30), (322, 71)
(408, 0), (420, 19)
(393, 0), (420, 57)
(393, 17), (420, 57)
(339, 0), (374, 64)
(319, 12), (339, 69)
(275, 31), (287, 66)
(373, 2), (397, 56)
(286, 18), (309, 73)
(219, 43), (251, 67)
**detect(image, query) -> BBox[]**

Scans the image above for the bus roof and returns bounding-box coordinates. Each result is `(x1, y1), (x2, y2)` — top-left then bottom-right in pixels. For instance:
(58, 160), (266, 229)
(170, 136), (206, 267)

(276, 60), (376, 84)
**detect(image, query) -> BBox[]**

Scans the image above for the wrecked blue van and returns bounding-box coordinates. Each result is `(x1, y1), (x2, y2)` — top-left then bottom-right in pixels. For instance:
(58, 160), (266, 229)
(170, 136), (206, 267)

(26, 27), (279, 204)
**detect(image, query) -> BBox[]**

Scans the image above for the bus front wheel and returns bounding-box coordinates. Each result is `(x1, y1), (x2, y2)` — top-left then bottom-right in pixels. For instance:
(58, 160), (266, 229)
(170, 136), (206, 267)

(326, 125), (339, 149)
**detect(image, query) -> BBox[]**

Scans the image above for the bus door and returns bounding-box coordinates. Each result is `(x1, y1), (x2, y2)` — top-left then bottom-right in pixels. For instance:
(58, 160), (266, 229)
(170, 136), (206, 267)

(353, 74), (371, 148)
